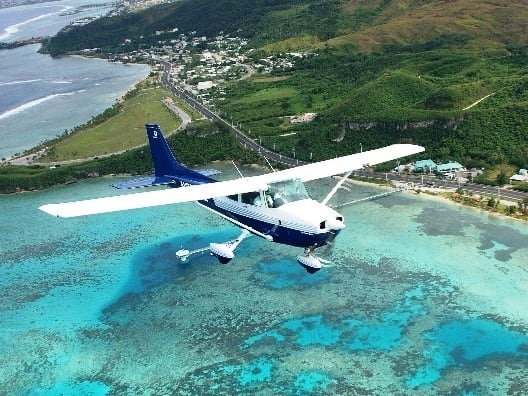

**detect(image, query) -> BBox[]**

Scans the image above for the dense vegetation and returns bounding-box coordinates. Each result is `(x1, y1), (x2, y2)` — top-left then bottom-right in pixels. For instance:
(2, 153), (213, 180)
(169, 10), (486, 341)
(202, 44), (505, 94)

(221, 41), (528, 170)
(42, 0), (344, 56)
(0, 122), (262, 193)
(20, 0), (528, 187)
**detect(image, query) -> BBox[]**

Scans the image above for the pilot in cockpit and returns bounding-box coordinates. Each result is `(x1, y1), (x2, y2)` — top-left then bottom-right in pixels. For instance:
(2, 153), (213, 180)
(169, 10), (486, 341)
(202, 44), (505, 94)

(271, 184), (287, 207)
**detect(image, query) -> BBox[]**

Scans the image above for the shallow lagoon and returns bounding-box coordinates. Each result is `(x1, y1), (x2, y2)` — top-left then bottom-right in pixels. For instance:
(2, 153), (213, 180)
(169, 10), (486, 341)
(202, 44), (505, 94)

(1, 169), (528, 394)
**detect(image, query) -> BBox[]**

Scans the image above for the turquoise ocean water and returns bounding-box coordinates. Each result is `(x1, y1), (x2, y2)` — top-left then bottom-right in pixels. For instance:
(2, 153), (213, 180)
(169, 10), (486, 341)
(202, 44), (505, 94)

(1, 167), (528, 394)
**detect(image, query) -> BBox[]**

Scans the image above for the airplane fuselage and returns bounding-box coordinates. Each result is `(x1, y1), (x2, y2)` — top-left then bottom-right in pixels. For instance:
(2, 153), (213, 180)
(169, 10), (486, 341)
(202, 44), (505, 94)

(173, 176), (346, 250)
(198, 196), (344, 249)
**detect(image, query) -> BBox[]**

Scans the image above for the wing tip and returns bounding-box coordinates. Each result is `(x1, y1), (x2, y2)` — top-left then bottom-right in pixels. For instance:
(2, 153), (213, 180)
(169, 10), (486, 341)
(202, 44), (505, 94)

(39, 204), (63, 218)
(392, 143), (425, 155)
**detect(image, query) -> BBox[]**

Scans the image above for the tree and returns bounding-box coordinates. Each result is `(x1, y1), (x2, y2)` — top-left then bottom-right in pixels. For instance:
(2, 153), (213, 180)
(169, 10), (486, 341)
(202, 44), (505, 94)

(523, 196), (528, 214)
(487, 197), (496, 208)
(496, 171), (508, 186)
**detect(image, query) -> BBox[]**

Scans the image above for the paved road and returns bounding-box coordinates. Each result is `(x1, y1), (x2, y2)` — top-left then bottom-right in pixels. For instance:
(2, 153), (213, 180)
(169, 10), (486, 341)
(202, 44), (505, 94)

(160, 61), (304, 168)
(160, 62), (528, 203)
(356, 170), (527, 202)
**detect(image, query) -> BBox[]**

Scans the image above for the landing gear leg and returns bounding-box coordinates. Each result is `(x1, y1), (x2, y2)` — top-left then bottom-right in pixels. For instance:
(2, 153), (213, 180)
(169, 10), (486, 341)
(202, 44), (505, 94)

(176, 229), (252, 264)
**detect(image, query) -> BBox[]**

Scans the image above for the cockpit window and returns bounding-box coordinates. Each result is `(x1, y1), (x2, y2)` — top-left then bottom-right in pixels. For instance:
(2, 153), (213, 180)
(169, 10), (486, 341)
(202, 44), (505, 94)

(267, 178), (309, 208)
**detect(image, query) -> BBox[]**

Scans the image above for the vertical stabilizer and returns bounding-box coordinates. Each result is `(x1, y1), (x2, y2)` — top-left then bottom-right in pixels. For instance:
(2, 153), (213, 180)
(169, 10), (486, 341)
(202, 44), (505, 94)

(146, 124), (180, 178)
(145, 124), (214, 185)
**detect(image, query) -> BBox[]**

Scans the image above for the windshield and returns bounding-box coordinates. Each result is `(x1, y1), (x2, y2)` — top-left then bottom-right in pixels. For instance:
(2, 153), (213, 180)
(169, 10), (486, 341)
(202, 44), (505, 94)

(267, 178), (310, 208)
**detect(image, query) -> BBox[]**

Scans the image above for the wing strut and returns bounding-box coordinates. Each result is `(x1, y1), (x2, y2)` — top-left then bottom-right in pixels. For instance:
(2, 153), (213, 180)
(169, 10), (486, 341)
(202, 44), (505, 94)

(321, 170), (353, 205)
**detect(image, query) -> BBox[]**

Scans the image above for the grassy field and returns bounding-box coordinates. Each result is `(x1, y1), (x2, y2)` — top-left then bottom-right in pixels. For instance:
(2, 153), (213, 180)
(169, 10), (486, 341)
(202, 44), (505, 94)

(327, 0), (528, 53)
(39, 83), (188, 162)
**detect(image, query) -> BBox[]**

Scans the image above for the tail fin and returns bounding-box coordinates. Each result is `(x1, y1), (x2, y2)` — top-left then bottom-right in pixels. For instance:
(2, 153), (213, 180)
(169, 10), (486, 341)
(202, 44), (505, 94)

(146, 124), (214, 186)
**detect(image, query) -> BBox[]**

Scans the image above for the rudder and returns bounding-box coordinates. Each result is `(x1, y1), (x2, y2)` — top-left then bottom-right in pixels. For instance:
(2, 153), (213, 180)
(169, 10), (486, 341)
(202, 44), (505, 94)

(145, 124), (214, 186)
(146, 124), (179, 178)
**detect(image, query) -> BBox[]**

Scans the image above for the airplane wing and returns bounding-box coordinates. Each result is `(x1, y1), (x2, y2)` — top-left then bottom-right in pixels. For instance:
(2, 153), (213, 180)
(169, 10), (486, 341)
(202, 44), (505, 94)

(256, 143), (424, 184)
(39, 177), (268, 218)
(39, 144), (423, 218)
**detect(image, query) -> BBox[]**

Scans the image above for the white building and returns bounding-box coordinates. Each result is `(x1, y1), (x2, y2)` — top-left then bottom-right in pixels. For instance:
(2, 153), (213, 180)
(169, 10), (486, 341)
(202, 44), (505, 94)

(510, 169), (528, 183)
(197, 81), (214, 90)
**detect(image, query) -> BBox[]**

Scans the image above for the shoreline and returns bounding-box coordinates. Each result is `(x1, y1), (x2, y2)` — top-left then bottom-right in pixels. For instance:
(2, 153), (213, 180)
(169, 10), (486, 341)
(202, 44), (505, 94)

(2, 141), (527, 223)
(2, 160), (527, 224)
(1, 71), (152, 166)
(347, 177), (528, 223)
(0, 46), (151, 163)
(5, 96), (190, 167)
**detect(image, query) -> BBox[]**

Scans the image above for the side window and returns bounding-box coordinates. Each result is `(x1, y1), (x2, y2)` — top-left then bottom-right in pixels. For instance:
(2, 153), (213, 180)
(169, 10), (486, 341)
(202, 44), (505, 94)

(268, 182), (288, 207)
(241, 191), (260, 205)
(227, 194), (239, 201)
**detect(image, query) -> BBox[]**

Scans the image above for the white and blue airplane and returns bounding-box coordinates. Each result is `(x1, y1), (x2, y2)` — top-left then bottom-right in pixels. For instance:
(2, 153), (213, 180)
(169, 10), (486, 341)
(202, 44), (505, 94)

(40, 124), (424, 273)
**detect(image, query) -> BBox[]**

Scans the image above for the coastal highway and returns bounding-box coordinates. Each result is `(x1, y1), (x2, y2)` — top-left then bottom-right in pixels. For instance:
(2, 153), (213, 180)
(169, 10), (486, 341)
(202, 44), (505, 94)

(355, 170), (528, 202)
(159, 61), (528, 203)
(160, 61), (303, 168)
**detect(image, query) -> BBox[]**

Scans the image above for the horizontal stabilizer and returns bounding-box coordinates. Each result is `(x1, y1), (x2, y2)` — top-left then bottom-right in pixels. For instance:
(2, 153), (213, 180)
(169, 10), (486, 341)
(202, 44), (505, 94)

(112, 169), (221, 189)
(196, 168), (222, 177)
(112, 176), (173, 189)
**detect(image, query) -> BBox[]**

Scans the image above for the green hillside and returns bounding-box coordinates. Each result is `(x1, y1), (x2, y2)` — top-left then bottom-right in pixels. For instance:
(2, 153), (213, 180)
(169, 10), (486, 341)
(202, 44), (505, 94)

(42, 0), (528, 169)
(42, 0), (343, 55)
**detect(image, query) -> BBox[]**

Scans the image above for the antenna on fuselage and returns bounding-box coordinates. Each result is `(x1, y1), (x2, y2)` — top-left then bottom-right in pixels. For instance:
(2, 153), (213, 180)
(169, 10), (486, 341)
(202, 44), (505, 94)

(232, 160), (244, 178)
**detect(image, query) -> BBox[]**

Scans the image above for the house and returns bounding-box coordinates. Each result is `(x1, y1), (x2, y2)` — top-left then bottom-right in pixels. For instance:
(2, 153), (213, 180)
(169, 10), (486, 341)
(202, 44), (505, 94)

(197, 81), (214, 90)
(436, 161), (463, 174)
(510, 169), (528, 184)
(414, 159), (437, 172)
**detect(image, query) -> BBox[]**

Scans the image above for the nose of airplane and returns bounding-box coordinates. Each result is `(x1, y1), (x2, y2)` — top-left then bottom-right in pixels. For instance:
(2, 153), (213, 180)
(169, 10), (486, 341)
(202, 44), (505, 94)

(325, 218), (346, 231)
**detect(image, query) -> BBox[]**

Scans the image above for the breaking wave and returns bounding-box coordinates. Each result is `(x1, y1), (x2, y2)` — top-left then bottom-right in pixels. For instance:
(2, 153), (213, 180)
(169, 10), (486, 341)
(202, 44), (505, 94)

(0, 79), (42, 86)
(0, 6), (71, 41)
(0, 91), (76, 121)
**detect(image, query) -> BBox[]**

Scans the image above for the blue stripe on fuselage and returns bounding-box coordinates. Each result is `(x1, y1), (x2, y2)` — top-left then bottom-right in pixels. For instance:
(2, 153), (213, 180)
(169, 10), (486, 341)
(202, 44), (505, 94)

(197, 198), (339, 248)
